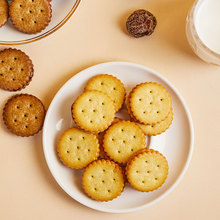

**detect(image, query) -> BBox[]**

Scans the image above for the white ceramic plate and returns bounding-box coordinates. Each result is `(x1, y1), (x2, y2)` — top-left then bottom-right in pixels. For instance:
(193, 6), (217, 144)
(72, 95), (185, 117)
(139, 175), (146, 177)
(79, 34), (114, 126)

(0, 0), (80, 45)
(43, 62), (194, 213)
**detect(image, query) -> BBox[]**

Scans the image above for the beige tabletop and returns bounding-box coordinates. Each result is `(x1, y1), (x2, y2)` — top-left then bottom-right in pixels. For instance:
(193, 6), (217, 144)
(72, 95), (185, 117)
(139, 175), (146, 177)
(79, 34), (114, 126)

(1, 0), (220, 219)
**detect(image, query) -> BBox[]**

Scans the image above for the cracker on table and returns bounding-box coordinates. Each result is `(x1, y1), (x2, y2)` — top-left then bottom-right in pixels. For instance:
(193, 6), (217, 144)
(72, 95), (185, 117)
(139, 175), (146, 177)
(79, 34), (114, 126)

(126, 149), (168, 192)
(0, 0), (9, 28)
(72, 90), (115, 133)
(9, 0), (52, 34)
(103, 120), (146, 164)
(57, 127), (99, 169)
(3, 94), (46, 137)
(129, 82), (172, 125)
(0, 48), (34, 91)
(85, 74), (126, 112)
(82, 159), (124, 201)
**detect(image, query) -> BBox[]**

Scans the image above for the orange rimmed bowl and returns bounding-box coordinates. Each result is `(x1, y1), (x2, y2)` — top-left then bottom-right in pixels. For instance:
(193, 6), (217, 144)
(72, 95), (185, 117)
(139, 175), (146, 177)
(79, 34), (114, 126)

(0, 0), (81, 45)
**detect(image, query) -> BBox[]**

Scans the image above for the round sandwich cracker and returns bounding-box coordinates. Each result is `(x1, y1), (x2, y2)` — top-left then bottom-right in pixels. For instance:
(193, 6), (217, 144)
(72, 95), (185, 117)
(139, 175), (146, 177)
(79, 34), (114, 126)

(0, 48), (34, 91)
(82, 159), (125, 201)
(9, 0), (52, 34)
(126, 149), (169, 192)
(72, 90), (115, 133)
(85, 74), (125, 112)
(0, 0), (9, 28)
(129, 82), (172, 125)
(3, 94), (46, 137)
(103, 120), (146, 164)
(57, 127), (99, 169)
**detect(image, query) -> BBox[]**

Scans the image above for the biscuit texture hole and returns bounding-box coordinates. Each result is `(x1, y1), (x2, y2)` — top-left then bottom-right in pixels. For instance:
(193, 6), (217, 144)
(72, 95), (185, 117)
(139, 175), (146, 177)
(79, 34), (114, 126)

(77, 146), (80, 149)
(150, 102), (152, 105)
(81, 109), (84, 112)
(113, 178), (116, 181)
(133, 135), (136, 138)
(91, 175), (94, 178)
(151, 125), (154, 128)
(93, 109), (96, 112)
(102, 180), (105, 183)
(29, 10), (32, 13)
(155, 178), (158, 180)
(143, 111), (146, 114)
(25, 125), (28, 128)
(12, 78), (15, 81)
(113, 87), (116, 90)
(67, 151), (69, 153)
(147, 170), (150, 173)
(94, 188), (97, 191)
(102, 102), (105, 105)
(123, 140), (126, 143)
(142, 180), (145, 183)
(30, 104), (33, 107)
(90, 120), (93, 123)
(150, 90), (152, 93)
(101, 82), (104, 85)
(102, 116), (105, 119)
(160, 98), (163, 101)
(24, 114), (27, 117)
(69, 137), (72, 141)
(121, 129), (124, 132)
(21, 18), (24, 21)
(14, 57), (17, 60)
(145, 160), (148, 163)
(139, 98), (142, 101)
(88, 149), (90, 152)
(103, 169), (106, 172)
(118, 151), (121, 153)
(131, 148), (134, 151)
(1, 60), (4, 63)
(14, 119), (17, 122)
(157, 111), (159, 114)
(16, 106), (20, 109)
(108, 190), (111, 193)
(9, 68), (13, 71)
(20, 4), (22, 7)
(89, 99), (92, 102)
(34, 21), (37, 24)
(21, 68), (24, 71)
(78, 158), (80, 161)
(0, 73), (3, 76)
(136, 170), (139, 173)
(112, 138), (115, 141)
(157, 165), (160, 167)
(82, 136), (85, 140)
(40, 9), (43, 12)
(35, 116), (38, 119)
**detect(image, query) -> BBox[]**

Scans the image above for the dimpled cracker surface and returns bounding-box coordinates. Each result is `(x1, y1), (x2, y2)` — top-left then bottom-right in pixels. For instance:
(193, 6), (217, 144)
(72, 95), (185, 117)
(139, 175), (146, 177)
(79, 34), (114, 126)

(126, 149), (168, 192)
(82, 160), (124, 201)
(9, 0), (52, 34)
(137, 110), (173, 136)
(57, 127), (99, 169)
(0, 48), (34, 91)
(103, 121), (146, 164)
(85, 74), (125, 112)
(3, 94), (45, 137)
(72, 90), (115, 133)
(129, 82), (172, 125)
(0, 0), (8, 28)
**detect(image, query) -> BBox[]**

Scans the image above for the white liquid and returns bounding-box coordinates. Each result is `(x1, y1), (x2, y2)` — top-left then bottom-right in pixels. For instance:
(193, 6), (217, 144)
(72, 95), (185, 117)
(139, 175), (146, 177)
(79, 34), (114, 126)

(195, 0), (220, 54)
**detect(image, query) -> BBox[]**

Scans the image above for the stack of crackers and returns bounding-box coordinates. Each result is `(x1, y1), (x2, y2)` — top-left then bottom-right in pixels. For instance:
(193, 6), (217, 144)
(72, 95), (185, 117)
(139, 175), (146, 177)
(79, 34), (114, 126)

(57, 74), (173, 201)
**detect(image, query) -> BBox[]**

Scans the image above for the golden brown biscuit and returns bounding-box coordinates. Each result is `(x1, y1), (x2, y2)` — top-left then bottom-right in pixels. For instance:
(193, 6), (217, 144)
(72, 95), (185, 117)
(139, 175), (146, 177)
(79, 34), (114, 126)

(129, 82), (172, 125)
(3, 94), (46, 137)
(72, 90), (115, 133)
(0, 48), (34, 91)
(9, 0), (52, 34)
(0, 0), (8, 28)
(57, 127), (99, 169)
(137, 110), (173, 136)
(85, 74), (126, 112)
(103, 120), (146, 164)
(82, 159), (125, 201)
(126, 149), (169, 192)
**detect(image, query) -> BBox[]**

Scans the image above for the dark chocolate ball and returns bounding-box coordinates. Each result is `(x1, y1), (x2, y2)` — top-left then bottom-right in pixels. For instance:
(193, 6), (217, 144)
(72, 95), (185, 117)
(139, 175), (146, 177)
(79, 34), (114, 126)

(126, 9), (157, 38)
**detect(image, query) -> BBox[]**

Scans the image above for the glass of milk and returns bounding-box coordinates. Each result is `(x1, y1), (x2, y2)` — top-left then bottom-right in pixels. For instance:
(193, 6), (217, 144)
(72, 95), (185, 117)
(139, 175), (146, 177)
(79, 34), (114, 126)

(186, 0), (220, 65)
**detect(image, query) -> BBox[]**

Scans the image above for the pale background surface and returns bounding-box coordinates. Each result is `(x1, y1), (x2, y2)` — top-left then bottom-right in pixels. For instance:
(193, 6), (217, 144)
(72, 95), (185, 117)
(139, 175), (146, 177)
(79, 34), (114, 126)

(0, 0), (220, 219)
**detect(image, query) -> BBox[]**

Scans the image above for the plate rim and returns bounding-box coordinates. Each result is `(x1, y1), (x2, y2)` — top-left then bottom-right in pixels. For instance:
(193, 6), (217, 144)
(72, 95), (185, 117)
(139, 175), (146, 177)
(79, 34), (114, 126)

(42, 61), (194, 213)
(0, 0), (81, 45)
